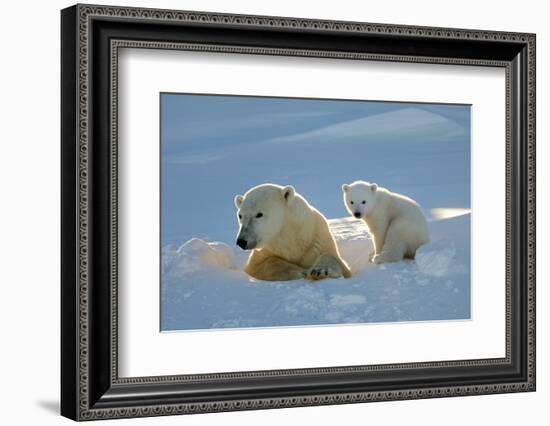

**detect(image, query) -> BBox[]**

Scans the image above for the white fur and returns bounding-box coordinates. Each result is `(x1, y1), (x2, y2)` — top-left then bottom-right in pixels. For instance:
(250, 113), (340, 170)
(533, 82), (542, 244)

(235, 184), (351, 281)
(342, 180), (429, 264)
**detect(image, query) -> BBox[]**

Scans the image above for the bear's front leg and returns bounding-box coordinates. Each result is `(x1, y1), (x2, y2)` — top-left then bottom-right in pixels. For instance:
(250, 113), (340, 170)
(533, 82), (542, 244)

(369, 232), (385, 263)
(307, 254), (348, 281)
(372, 222), (408, 264)
(372, 241), (406, 264)
(245, 251), (306, 281)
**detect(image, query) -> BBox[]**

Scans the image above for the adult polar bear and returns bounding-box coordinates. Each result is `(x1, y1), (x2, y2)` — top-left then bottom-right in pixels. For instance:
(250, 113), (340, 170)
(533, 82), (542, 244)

(234, 184), (351, 281)
(342, 180), (429, 264)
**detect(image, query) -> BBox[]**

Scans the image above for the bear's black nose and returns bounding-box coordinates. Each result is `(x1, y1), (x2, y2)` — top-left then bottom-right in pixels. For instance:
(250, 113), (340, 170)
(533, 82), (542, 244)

(354, 212), (361, 218)
(236, 238), (248, 249)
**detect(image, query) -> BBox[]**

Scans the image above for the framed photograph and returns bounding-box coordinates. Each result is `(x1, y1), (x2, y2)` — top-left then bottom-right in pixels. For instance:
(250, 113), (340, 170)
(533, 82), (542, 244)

(61, 4), (536, 421)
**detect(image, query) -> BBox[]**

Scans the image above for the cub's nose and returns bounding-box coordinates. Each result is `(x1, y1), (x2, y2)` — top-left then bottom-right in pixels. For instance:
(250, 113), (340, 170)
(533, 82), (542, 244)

(236, 238), (248, 250)
(354, 212), (361, 219)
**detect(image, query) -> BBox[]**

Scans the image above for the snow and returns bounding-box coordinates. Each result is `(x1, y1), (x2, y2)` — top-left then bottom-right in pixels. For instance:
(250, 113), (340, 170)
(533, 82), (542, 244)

(161, 213), (470, 331)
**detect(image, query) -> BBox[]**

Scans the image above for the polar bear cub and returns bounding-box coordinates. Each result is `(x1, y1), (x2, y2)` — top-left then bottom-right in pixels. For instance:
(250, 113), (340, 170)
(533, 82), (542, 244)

(342, 181), (429, 264)
(235, 183), (352, 281)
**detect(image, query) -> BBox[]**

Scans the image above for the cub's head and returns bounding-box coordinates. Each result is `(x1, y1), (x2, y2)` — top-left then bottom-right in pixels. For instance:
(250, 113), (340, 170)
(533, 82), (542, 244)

(342, 180), (379, 219)
(234, 184), (295, 250)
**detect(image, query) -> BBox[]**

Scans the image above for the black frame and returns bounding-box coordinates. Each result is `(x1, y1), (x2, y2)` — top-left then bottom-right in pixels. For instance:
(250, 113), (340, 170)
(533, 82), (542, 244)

(61, 4), (536, 421)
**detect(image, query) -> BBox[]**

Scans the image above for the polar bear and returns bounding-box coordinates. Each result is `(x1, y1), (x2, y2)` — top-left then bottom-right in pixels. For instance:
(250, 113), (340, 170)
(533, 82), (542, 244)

(342, 181), (429, 264)
(234, 184), (352, 281)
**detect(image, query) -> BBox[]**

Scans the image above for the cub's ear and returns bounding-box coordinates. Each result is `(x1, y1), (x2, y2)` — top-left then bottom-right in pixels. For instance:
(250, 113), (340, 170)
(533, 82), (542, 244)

(342, 184), (349, 192)
(282, 185), (295, 201)
(234, 194), (244, 208)
(371, 183), (378, 192)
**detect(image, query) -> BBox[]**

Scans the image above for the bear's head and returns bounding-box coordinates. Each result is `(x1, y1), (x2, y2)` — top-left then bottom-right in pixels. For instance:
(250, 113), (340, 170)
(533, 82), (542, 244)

(234, 184), (295, 250)
(342, 180), (379, 219)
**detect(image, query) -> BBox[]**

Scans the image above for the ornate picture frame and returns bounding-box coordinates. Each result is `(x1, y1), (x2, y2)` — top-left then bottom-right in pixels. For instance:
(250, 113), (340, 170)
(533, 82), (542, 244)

(61, 4), (535, 421)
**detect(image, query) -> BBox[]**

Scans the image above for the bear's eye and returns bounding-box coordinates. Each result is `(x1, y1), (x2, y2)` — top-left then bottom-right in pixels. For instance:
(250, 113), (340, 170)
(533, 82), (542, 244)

(238, 214), (242, 219)
(362, 200), (366, 204)
(256, 212), (263, 218)
(350, 201), (354, 205)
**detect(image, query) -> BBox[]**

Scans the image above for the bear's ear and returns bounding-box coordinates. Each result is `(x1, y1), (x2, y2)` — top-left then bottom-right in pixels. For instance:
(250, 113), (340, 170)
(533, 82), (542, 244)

(342, 184), (349, 192)
(282, 185), (295, 201)
(371, 183), (378, 192)
(234, 194), (244, 208)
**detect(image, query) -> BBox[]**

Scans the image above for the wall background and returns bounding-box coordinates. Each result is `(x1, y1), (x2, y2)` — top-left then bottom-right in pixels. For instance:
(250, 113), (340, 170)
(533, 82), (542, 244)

(0, 0), (546, 424)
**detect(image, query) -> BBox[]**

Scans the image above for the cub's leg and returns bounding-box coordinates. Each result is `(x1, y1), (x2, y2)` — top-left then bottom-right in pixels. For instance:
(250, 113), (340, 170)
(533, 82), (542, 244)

(372, 222), (407, 264)
(245, 250), (306, 281)
(307, 254), (351, 280)
(369, 229), (386, 262)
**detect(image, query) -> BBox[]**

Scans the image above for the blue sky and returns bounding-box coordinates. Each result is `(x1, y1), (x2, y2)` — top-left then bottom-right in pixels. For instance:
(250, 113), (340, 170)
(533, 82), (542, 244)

(161, 93), (470, 245)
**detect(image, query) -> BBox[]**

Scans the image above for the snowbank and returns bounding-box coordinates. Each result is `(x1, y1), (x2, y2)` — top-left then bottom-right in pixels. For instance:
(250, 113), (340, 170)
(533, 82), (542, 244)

(161, 214), (470, 331)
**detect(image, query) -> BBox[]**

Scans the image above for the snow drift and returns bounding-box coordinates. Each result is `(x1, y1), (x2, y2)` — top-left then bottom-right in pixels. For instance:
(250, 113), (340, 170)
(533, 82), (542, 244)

(161, 214), (470, 331)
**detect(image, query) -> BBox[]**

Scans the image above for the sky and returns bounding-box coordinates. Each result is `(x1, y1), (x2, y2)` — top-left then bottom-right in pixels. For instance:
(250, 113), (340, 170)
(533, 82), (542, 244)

(161, 93), (471, 246)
